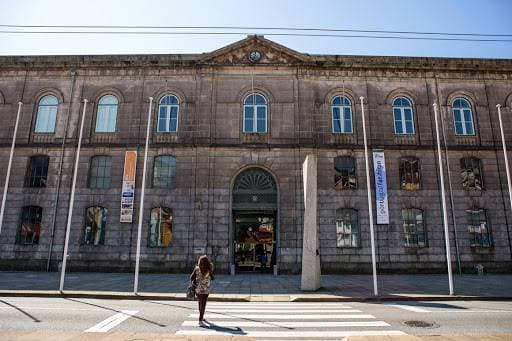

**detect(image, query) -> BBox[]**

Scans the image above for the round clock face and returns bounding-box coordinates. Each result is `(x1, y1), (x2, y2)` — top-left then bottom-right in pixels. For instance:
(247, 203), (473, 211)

(248, 50), (262, 62)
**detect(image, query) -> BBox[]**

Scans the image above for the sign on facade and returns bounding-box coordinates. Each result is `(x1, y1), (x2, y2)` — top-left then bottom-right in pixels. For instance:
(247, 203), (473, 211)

(373, 151), (389, 224)
(120, 151), (137, 223)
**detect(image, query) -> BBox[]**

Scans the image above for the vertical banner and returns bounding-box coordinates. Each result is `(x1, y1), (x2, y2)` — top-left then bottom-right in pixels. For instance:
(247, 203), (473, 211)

(373, 151), (389, 224)
(120, 151), (137, 223)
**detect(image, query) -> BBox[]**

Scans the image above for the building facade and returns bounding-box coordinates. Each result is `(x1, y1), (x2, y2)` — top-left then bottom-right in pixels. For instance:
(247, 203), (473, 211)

(0, 36), (511, 274)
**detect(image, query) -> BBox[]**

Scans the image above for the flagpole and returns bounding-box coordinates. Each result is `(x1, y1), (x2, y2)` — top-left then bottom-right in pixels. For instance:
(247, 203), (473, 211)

(496, 104), (512, 225)
(360, 96), (378, 296)
(134, 97), (153, 294)
(59, 99), (88, 292)
(0, 102), (23, 235)
(433, 102), (454, 295)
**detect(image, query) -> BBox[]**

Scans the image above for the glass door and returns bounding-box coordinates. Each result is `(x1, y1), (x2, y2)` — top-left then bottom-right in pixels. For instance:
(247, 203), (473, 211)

(234, 212), (275, 273)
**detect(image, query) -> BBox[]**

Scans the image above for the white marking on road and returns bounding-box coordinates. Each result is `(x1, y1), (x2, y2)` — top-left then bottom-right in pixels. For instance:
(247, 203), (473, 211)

(188, 313), (368, 319)
(386, 304), (431, 313)
(176, 330), (407, 337)
(432, 310), (512, 313)
(85, 310), (138, 333)
(0, 306), (102, 311)
(204, 309), (356, 313)
(206, 302), (351, 306)
(182, 320), (390, 327)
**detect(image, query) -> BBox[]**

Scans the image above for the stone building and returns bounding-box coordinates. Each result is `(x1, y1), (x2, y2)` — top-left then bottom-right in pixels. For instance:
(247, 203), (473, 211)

(0, 35), (511, 274)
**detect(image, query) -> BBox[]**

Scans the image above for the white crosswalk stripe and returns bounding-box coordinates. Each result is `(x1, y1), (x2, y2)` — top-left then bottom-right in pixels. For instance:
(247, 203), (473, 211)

(176, 302), (406, 340)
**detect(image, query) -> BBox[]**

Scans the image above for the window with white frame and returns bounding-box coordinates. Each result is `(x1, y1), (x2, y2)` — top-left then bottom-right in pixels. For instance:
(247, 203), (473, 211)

(332, 95), (353, 133)
(35, 95), (58, 133)
(95, 95), (118, 132)
(402, 208), (427, 247)
(84, 206), (107, 245)
(149, 207), (173, 247)
(243, 93), (267, 133)
(393, 97), (414, 134)
(336, 208), (360, 247)
(157, 95), (180, 132)
(452, 98), (475, 135)
(467, 208), (492, 247)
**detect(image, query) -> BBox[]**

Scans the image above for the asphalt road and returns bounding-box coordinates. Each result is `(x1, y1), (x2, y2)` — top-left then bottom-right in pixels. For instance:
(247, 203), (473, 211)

(0, 297), (511, 339)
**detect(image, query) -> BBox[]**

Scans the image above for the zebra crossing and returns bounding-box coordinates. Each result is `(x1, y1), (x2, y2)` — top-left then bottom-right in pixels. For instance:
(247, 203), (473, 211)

(176, 302), (406, 339)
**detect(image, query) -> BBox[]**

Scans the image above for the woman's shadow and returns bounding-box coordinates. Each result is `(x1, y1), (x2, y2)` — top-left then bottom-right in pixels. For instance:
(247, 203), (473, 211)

(201, 320), (247, 335)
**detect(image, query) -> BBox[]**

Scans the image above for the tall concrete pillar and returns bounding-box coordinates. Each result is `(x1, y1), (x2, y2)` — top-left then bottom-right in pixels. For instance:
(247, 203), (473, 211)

(301, 154), (321, 291)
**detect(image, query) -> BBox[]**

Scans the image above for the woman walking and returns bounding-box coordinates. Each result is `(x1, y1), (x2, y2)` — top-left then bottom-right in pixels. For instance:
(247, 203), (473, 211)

(190, 255), (214, 326)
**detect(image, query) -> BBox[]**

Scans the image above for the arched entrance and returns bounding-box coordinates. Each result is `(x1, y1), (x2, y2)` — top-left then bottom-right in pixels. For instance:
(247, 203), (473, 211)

(232, 168), (277, 273)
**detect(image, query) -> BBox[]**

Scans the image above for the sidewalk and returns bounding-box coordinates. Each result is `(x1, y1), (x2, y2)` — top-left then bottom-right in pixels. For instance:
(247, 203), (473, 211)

(1, 272), (511, 301)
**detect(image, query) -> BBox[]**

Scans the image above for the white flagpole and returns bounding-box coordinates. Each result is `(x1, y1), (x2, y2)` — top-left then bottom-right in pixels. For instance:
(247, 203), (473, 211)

(134, 97), (153, 294)
(496, 104), (512, 223)
(0, 102), (23, 235)
(360, 96), (378, 296)
(433, 103), (454, 295)
(60, 99), (88, 292)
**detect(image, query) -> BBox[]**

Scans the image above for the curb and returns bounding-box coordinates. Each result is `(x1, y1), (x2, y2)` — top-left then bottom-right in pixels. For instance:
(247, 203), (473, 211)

(1, 290), (511, 302)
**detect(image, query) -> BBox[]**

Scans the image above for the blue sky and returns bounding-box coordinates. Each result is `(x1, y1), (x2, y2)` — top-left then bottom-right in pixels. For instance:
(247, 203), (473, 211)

(0, 0), (511, 58)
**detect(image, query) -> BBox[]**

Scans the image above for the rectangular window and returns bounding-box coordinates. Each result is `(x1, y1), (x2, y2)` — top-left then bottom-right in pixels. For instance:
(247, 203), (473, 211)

(402, 208), (427, 247)
(461, 157), (483, 190)
(84, 207), (107, 245)
(399, 158), (421, 190)
(467, 209), (492, 247)
(89, 156), (112, 189)
(18, 206), (42, 245)
(334, 156), (357, 190)
(24, 156), (49, 188)
(336, 208), (360, 247)
(153, 155), (176, 188)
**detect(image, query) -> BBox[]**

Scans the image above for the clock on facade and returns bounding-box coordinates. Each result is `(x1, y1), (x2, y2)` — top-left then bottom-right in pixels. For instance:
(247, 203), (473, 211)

(248, 50), (262, 62)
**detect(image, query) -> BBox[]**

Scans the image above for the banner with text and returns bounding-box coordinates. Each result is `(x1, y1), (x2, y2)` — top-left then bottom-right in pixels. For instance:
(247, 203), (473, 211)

(120, 151), (137, 223)
(373, 151), (389, 224)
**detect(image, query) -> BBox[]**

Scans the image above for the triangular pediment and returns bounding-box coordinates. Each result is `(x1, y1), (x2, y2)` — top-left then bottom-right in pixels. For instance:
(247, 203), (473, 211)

(199, 35), (312, 65)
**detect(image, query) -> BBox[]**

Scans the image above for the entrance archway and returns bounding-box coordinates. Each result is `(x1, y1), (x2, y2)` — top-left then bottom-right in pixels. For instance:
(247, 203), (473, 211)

(232, 168), (277, 273)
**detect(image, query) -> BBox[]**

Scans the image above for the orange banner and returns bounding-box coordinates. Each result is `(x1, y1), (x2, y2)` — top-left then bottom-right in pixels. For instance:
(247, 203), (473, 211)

(123, 151), (137, 182)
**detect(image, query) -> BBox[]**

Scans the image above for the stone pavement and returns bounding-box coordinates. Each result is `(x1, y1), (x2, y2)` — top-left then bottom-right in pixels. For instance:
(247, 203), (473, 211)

(0, 272), (511, 301)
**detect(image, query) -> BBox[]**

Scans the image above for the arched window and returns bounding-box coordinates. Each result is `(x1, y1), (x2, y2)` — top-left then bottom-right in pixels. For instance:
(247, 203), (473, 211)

(157, 95), (180, 132)
(399, 157), (421, 190)
(452, 98), (475, 135)
(149, 207), (173, 247)
(334, 156), (357, 189)
(35, 95), (58, 133)
(95, 95), (118, 132)
(84, 206), (107, 245)
(89, 156), (112, 189)
(402, 208), (427, 247)
(393, 97), (414, 134)
(460, 157), (483, 190)
(332, 96), (353, 133)
(153, 155), (176, 188)
(336, 208), (360, 247)
(243, 93), (267, 133)
(18, 206), (42, 245)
